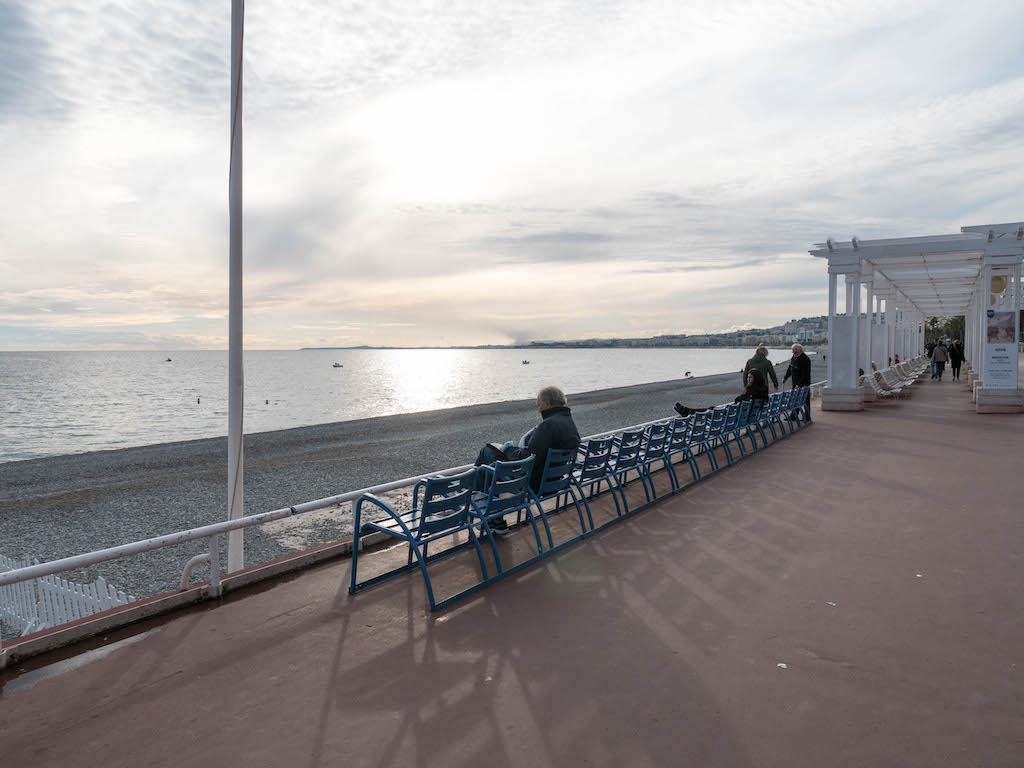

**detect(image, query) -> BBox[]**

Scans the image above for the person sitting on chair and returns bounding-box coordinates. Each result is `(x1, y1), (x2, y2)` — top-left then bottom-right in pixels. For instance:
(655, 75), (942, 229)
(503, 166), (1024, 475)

(473, 385), (581, 531)
(734, 369), (769, 407)
(674, 370), (768, 418)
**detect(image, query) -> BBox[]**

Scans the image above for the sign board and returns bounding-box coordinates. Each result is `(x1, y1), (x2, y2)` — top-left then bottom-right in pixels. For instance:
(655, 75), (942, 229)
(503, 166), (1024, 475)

(986, 310), (1018, 388)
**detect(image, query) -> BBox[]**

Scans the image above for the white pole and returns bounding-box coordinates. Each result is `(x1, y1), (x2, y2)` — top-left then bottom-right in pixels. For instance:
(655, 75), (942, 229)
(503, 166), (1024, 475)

(227, 0), (245, 572)
(827, 272), (837, 386)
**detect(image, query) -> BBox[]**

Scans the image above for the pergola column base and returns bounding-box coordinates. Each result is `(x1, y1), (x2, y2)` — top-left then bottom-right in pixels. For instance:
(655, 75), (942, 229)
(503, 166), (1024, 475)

(860, 386), (877, 403)
(971, 380), (983, 403)
(821, 388), (864, 411)
(975, 388), (1024, 414)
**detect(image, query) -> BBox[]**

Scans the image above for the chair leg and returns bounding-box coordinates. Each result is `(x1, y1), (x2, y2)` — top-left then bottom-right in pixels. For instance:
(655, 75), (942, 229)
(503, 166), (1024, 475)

(526, 497), (555, 552)
(466, 526), (489, 581)
(567, 486), (591, 534)
(663, 456), (680, 491)
(348, 527), (362, 594)
(610, 472), (634, 515)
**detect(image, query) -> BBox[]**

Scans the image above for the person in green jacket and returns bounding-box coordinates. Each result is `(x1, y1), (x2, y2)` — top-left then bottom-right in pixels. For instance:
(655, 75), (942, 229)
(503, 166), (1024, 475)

(743, 346), (779, 392)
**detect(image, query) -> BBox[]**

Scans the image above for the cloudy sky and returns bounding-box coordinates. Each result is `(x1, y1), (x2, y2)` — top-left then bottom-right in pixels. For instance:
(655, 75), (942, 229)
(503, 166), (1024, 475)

(2, 0), (1023, 350)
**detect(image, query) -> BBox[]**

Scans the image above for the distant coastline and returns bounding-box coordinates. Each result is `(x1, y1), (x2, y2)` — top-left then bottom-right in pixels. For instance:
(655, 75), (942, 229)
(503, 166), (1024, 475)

(301, 315), (830, 350)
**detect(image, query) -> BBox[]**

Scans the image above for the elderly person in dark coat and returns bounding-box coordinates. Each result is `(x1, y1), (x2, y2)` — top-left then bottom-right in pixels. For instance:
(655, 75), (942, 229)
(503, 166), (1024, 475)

(474, 385), (581, 531)
(782, 343), (813, 422)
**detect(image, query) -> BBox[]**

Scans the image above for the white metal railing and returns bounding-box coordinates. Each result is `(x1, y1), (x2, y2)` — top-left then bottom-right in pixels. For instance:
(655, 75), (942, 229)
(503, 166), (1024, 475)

(0, 555), (135, 638)
(0, 398), (809, 660)
(0, 556), (38, 636)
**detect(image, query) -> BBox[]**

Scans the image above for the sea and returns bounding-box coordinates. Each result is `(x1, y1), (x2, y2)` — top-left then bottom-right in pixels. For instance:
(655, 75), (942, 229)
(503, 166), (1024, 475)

(0, 347), (795, 463)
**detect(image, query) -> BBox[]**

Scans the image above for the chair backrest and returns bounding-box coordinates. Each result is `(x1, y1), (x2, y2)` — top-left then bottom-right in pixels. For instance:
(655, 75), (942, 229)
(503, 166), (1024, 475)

(667, 416), (692, 451)
(707, 407), (727, 437)
(612, 429), (645, 470)
(722, 403), (740, 430)
(781, 390), (794, 410)
(536, 447), (577, 498)
(735, 398), (753, 426)
(479, 455), (535, 515)
(576, 437), (615, 482)
(416, 467), (478, 536)
(641, 421), (671, 460)
(688, 411), (710, 442)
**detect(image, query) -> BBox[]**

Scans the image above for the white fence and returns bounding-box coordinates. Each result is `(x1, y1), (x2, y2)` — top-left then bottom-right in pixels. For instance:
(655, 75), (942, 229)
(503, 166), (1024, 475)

(0, 554), (135, 637)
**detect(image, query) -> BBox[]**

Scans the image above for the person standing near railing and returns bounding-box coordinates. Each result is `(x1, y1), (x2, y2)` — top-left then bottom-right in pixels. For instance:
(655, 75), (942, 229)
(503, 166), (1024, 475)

(783, 343), (812, 422)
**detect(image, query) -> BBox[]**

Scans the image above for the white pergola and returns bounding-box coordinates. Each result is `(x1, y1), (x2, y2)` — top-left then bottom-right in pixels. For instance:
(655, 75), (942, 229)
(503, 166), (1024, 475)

(808, 222), (1024, 413)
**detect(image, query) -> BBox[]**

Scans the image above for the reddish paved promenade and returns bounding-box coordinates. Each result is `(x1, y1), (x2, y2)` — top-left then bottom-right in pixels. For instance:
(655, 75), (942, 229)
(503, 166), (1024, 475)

(2, 379), (1022, 767)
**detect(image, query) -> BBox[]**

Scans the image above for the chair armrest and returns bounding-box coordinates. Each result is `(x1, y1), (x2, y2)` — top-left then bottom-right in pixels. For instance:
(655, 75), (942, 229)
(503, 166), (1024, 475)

(354, 493), (416, 540)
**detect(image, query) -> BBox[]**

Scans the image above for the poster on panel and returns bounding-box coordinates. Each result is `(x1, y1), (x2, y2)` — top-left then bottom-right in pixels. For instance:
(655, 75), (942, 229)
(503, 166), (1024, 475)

(985, 310), (1018, 388)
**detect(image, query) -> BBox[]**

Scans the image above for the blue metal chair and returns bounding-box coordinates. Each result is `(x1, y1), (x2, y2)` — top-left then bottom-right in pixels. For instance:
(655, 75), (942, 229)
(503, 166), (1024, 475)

(778, 390), (800, 435)
(761, 392), (785, 441)
(734, 398), (766, 455)
(472, 455), (549, 570)
(572, 436), (625, 526)
(789, 386), (811, 428)
(664, 415), (701, 487)
(349, 467), (489, 610)
(717, 403), (741, 466)
(526, 447), (593, 544)
(607, 428), (649, 512)
(686, 410), (718, 477)
(636, 421), (673, 498)
(705, 407), (728, 471)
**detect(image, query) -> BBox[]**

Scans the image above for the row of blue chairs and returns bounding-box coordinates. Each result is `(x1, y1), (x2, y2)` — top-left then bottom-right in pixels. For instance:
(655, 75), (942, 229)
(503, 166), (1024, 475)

(349, 387), (812, 610)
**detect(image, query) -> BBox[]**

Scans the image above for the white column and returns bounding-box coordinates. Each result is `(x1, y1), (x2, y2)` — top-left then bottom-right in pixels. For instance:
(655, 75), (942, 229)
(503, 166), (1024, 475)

(863, 279), (874, 375)
(827, 272), (837, 385)
(981, 261), (993, 385)
(850, 276), (861, 378)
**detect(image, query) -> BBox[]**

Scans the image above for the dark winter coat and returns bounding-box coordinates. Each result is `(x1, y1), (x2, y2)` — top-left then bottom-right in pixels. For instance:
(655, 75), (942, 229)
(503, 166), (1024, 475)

(783, 351), (812, 388)
(742, 352), (779, 389)
(506, 406), (581, 492)
(949, 346), (965, 365)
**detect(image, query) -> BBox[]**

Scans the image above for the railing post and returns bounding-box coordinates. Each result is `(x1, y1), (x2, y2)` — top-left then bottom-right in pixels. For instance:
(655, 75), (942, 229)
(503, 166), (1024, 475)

(209, 535), (223, 598)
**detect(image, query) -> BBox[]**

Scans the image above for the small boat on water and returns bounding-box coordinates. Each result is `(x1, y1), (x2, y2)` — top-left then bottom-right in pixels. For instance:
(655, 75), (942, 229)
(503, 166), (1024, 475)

(522, 360), (530, 365)
(333, 363), (343, 368)
(165, 358), (172, 362)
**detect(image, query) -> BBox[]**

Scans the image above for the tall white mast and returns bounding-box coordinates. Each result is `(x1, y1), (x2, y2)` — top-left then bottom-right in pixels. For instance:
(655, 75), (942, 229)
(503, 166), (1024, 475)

(227, 0), (245, 572)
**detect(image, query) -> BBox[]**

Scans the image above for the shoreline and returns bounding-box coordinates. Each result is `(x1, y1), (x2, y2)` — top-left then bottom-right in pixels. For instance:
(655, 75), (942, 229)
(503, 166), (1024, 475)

(0, 358), (824, 612)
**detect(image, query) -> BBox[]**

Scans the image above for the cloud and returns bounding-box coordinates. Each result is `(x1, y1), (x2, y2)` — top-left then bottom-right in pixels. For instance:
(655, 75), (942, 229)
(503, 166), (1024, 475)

(2, 0), (1023, 349)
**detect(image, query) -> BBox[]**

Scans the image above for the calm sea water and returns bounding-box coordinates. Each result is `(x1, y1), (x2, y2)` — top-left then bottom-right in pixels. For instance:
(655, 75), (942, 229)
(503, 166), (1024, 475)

(0, 348), (793, 463)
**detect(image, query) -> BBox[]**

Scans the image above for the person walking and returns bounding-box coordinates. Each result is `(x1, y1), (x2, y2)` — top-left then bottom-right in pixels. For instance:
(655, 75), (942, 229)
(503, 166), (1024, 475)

(742, 346), (779, 392)
(927, 340), (937, 378)
(932, 341), (949, 381)
(949, 341), (964, 381)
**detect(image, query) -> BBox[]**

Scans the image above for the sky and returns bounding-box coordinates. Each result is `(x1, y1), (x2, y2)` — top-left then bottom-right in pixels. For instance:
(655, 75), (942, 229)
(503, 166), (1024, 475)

(2, 0), (1024, 350)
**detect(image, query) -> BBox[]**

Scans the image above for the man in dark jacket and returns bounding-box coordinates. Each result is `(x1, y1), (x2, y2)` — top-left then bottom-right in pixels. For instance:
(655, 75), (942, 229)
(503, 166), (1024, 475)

(474, 385), (581, 530)
(948, 341), (965, 381)
(782, 343), (812, 422)
(743, 346), (779, 391)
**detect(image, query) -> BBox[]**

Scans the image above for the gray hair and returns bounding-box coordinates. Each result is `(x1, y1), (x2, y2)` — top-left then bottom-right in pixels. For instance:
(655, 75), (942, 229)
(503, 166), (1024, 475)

(791, 343), (803, 353)
(537, 385), (567, 408)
